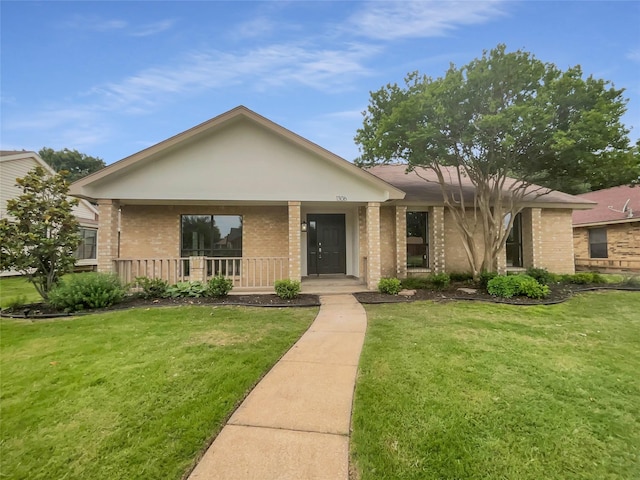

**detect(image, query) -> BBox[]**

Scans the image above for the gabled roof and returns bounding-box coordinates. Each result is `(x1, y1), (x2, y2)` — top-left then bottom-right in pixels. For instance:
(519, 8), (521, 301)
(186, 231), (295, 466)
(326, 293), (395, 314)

(0, 150), (99, 220)
(70, 106), (405, 203)
(367, 164), (596, 209)
(572, 185), (640, 226)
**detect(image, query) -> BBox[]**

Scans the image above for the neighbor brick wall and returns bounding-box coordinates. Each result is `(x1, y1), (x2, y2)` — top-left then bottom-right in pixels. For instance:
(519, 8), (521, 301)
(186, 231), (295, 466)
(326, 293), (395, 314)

(574, 222), (640, 260)
(539, 209), (575, 274)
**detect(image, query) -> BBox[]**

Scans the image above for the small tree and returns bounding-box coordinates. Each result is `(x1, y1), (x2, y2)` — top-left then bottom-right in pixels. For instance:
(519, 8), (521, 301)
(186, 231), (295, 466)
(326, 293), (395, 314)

(0, 166), (80, 300)
(39, 147), (106, 182)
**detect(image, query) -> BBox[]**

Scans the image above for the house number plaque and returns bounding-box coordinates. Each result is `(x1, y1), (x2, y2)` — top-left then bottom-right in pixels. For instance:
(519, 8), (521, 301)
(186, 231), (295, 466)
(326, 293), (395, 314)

(336, 195), (348, 201)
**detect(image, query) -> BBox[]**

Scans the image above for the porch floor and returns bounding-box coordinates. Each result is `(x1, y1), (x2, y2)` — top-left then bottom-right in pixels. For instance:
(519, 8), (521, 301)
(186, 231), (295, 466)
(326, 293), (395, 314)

(228, 275), (369, 295)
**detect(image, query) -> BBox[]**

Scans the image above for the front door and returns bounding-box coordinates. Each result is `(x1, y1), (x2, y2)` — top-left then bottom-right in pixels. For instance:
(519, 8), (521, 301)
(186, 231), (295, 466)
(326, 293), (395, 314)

(307, 214), (346, 275)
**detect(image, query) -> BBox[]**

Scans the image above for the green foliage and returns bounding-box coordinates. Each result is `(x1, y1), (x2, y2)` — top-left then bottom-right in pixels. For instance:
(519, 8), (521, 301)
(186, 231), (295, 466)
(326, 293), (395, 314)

(400, 276), (430, 290)
(48, 273), (125, 311)
(449, 272), (474, 282)
(274, 279), (301, 299)
(4, 295), (29, 311)
(622, 275), (640, 287)
(487, 274), (550, 299)
(479, 271), (499, 290)
(429, 272), (451, 290)
(562, 272), (607, 285)
(0, 167), (80, 300)
(525, 267), (555, 286)
(208, 275), (234, 297)
(355, 44), (635, 275)
(134, 277), (169, 299)
(39, 147), (106, 182)
(378, 277), (402, 295)
(165, 281), (207, 298)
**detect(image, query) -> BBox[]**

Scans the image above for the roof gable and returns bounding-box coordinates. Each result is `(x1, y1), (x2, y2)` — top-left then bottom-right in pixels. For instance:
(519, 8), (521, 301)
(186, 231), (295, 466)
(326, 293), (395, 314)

(70, 106), (404, 203)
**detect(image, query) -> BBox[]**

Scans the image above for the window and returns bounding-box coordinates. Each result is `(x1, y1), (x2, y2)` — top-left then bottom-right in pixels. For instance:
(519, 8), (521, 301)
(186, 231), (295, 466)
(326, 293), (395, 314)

(589, 228), (608, 258)
(407, 211), (428, 268)
(75, 228), (97, 260)
(181, 215), (242, 258)
(505, 212), (523, 268)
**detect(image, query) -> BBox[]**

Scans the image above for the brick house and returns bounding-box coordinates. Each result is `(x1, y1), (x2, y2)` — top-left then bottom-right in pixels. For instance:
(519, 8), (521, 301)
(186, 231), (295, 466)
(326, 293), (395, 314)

(573, 185), (640, 272)
(1, 150), (99, 275)
(69, 106), (594, 289)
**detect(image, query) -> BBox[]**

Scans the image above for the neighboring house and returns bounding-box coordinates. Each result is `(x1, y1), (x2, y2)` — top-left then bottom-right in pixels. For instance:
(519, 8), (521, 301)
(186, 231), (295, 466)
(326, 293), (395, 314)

(572, 185), (640, 272)
(69, 106), (594, 290)
(0, 150), (99, 275)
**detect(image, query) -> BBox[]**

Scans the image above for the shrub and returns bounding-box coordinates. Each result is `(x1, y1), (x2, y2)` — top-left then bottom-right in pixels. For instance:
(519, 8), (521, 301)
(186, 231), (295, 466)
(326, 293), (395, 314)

(135, 276), (169, 299)
(401, 276), (430, 290)
(4, 295), (28, 311)
(274, 279), (301, 299)
(449, 272), (474, 282)
(165, 281), (207, 298)
(479, 271), (498, 290)
(378, 277), (402, 295)
(525, 267), (554, 286)
(487, 274), (550, 299)
(48, 273), (125, 312)
(429, 272), (451, 290)
(207, 275), (234, 297)
(622, 275), (640, 287)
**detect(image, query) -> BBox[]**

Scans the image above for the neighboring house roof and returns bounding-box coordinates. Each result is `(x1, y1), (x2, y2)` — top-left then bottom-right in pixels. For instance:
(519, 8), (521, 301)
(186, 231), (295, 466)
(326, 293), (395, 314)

(70, 106), (405, 204)
(0, 150), (99, 226)
(572, 185), (640, 227)
(367, 164), (595, 209)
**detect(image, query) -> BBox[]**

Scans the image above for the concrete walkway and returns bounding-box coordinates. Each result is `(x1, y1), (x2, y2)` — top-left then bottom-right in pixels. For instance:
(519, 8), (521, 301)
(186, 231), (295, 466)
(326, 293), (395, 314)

(188, 294), (367, 480)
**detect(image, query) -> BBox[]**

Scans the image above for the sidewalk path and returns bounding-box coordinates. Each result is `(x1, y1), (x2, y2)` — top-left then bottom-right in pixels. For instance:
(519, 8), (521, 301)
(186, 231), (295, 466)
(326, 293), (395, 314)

(188, 294), (367, 480)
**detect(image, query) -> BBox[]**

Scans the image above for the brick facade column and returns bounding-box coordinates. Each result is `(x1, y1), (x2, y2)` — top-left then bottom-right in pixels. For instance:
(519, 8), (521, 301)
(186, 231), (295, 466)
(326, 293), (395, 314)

(530, 208), (543, 269)
(97, 199), (120, 273)
(288, 201), (301, 281)
(395, 205), (407, 278)
(189, 257), (207, 282)
(366, 202), (381, 290)
(431, 206), (445, 274)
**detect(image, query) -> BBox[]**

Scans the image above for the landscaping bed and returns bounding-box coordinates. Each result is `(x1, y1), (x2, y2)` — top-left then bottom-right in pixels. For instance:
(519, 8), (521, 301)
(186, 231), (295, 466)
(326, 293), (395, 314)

(354, 282), (640, 305)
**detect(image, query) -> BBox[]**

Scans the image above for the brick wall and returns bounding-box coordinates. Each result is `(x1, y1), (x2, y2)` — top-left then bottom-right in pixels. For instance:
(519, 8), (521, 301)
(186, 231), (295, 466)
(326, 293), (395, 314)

(539, 209), (575, 274)
(574, 221), (640, 262)
(379, 206), (396, 277)
(119, 204), (288, 259)
(442, 208), (485, 273)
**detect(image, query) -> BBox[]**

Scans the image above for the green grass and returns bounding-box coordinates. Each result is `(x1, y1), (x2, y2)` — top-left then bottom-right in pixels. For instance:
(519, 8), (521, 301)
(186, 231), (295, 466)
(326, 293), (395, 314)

(0, 306), (316, 479)
(351, 291), (640, 480)
(0, 276), (41, 308)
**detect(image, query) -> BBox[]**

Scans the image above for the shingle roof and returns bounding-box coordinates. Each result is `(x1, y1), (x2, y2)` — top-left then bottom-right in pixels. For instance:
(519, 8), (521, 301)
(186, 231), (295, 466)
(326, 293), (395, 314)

(572, 185), (640, 226)
(367, 164), (595, 208)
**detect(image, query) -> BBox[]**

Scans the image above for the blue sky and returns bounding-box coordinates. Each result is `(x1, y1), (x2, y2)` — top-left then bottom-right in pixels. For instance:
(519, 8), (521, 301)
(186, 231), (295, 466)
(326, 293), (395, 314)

(1, 1), (639, 165)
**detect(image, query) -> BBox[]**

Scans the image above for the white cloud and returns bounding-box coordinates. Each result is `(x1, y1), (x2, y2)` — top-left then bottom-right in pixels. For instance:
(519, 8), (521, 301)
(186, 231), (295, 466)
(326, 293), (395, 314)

(234, 17), (276, 39)
(88, 42), (378, 113)
(131, 19), (177, 37)
(349, 0), (507, 40)
(627, 48), (640, 62)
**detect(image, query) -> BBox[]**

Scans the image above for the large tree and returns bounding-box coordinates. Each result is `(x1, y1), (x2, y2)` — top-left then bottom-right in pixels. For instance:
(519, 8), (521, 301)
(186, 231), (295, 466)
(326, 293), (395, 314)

(39, 147), (106, 182)
(0, 167), (80, 300)
(355, 44), (634, 276)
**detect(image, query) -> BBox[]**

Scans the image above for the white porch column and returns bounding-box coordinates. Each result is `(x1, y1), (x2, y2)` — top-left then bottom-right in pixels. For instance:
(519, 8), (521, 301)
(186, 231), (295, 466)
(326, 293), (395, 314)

(395, 205), (407, 278)
(97, 199), (120, 273)
(288, 201), (302, 281)
(366, 202), (381, 290)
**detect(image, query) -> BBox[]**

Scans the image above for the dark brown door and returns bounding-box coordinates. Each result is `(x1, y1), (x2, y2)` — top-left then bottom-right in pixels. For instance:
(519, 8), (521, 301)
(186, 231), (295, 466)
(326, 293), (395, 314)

(307, 214), (346, 275)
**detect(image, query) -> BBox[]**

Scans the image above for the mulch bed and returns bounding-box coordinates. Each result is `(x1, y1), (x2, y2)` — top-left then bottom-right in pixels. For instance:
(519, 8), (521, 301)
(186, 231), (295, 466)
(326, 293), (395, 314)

(2, 284), (638, 319)
(354, 283), (640, 305)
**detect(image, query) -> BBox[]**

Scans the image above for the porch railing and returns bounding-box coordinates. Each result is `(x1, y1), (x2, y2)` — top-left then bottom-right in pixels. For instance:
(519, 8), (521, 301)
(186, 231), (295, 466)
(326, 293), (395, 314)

(113, 257), (288, 288)
(575, 257), (640, 273)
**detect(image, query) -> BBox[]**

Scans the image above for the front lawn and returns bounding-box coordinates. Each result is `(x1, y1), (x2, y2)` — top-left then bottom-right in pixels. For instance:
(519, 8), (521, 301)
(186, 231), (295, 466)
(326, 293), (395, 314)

(351, 291), (640, 480)
(0, 306), (316, 479)
(0, 276), (41, 308)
